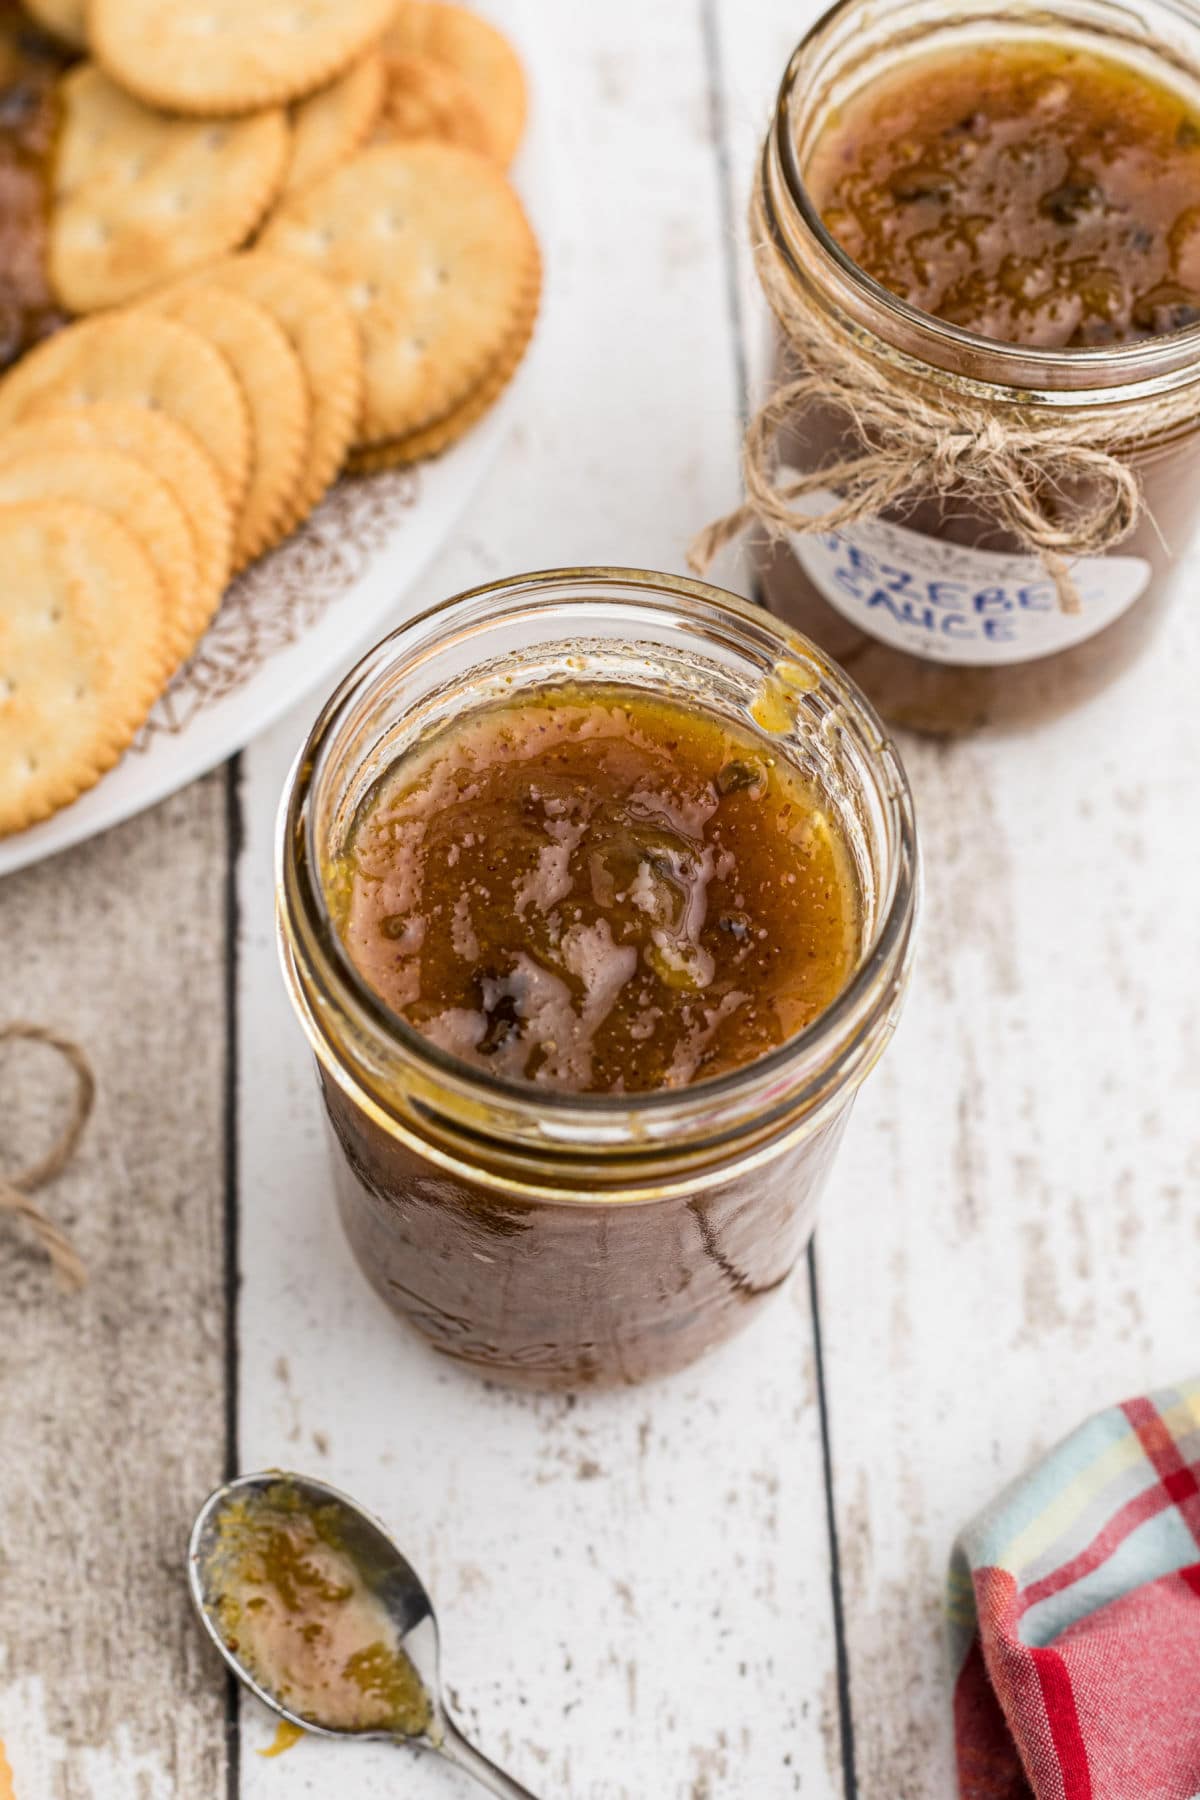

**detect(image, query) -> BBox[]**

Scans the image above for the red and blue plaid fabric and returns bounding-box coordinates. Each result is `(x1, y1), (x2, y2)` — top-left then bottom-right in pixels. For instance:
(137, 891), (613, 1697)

(951, 1380), (1200, 1800)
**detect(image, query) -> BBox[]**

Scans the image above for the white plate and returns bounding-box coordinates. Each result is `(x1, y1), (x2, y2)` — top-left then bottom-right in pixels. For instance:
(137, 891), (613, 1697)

(0, 0), (550, 879)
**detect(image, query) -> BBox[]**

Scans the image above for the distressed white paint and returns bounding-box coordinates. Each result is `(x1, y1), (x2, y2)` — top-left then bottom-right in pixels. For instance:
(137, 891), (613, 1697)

(4, 2), (1199, 1797)
(814, 627), (1200, 1796)
(707, 5), (1200, 1793)
(236, 4), (839, 1797)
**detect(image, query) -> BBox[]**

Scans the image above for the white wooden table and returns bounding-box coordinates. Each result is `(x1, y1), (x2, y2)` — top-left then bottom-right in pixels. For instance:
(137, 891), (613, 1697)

(3, 4), (1199, 1796)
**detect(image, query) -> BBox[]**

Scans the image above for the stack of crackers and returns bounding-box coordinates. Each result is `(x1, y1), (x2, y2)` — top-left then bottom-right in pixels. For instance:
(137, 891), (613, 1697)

(0, 0), (540, 836)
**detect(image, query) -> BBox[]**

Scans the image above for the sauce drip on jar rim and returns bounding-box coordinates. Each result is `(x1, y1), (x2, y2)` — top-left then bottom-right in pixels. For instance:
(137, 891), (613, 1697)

(328, 682), (862, 1095)
(806, 40), (1200, 349)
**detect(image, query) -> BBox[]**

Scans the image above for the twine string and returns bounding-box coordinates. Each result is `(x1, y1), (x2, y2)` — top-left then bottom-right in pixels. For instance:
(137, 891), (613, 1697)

(1, 1022), (94, 1290)
(688, 175), (1186, 612)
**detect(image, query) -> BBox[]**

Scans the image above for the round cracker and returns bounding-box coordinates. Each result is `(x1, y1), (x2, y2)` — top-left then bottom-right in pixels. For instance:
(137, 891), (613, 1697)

(346, 253), (540, 471)
(383, 1), (526, 165)
(172, 252), (361, 532)
(0, 500), (163, 835)
(23, 0), (87, 49)
(51, 65), (289, 313)
(89, 0), (396, 116)
(0, 311), (251, 513)
(262, 141), (537, 443)
(285, 49), (385, 196)
(0, 445), (198, 678)
(140, 283), (309, 568)
(375, 52), (492, 157)
(5, 402), (234, 646)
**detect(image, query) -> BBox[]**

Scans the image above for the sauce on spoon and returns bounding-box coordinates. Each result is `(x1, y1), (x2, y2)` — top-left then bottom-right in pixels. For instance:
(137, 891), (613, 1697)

(203, 1479), (432, 1738)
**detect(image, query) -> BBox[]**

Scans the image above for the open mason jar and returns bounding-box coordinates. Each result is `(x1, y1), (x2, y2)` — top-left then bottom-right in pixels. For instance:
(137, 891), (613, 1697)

(277, 569), (918, 1390)
(753, 0), (1200, 734)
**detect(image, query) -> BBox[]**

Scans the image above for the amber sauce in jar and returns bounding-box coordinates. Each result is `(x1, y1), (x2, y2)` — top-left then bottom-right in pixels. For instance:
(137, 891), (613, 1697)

(315, 677), (869, 1389)
(330, 684), (861, 1094)
(0, 3), (69, 371)
(807, 42), (1200, 349)
(763, 23), (1200, 733)
(280, 570), (918, 1391)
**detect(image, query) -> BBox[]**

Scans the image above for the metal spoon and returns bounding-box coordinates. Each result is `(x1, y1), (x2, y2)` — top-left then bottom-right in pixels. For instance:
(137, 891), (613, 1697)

(188, 1469), (541, 1799)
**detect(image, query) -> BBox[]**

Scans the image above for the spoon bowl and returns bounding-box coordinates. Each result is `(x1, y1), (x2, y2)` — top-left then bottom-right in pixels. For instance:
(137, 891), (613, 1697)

(188, 1469), (539, 1798)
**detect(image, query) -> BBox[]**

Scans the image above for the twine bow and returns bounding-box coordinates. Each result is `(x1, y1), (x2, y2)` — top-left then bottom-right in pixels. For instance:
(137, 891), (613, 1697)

(689, 177), (1166, 613)
(1, 1022), (94, 1290)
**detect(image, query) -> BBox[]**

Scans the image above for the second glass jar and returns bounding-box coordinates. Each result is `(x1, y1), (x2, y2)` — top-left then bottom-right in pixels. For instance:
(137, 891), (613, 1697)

(758, 0), (1200, 734)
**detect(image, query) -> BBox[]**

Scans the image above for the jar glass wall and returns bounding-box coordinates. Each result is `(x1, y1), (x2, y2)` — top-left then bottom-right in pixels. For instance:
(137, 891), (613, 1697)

(759, 0), (1200, 734)
(277, 569), (918, 1389)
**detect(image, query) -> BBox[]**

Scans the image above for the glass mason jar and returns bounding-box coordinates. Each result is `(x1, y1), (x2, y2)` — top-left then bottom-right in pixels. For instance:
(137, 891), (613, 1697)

(276, 569), (918, 1390)
(758, 0), (1200, 735)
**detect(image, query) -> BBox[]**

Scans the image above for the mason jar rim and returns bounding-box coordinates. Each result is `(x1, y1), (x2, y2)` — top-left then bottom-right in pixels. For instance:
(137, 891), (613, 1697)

(277, 567), (919, 1163)
(770, 0), (1200, 400)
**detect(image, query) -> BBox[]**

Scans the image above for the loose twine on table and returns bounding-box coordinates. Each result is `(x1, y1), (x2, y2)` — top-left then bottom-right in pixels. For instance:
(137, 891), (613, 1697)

(687, 175), (1196, 613)
(1, 1022), (93, 1291)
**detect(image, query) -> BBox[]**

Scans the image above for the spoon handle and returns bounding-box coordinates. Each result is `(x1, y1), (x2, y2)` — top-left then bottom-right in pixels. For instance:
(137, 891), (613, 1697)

(432, 1714), (542, 1799)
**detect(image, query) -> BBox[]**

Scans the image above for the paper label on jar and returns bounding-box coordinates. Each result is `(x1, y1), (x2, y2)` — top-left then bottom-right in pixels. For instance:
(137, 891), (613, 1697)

(785, 485), (1150, 667)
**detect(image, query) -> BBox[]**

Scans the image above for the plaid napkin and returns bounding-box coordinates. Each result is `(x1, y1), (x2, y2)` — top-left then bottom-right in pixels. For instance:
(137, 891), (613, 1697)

(950, 1379), (1200, 1800)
